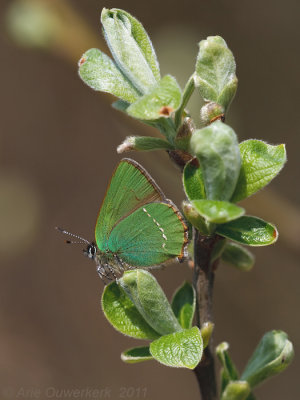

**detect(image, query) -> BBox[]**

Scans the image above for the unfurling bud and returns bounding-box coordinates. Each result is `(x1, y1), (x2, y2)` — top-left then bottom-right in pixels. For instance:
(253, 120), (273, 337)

(201, 322), (214, 349)
(117, 136), (173, 153)
(101, 8), (160, 94)
(200, 102), (225, 125)
(195, 36), (238, 112)
(182, 201), (211, 235)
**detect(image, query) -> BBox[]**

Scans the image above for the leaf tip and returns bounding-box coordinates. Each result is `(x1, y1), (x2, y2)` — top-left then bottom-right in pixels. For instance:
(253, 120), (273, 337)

(272, 227), (278, 240)
(117, 137), (134, 154)
(159, 105), (174, 117)
(78, 55), (87, 67)
(101, 7), (109, 18)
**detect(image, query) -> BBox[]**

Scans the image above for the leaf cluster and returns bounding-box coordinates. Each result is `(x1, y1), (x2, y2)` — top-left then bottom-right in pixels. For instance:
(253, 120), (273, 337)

(78, 7), (293, 398)
(102, 271), (203, 369)
(216, 331), (294, 399)
(79, 9), (286, 267)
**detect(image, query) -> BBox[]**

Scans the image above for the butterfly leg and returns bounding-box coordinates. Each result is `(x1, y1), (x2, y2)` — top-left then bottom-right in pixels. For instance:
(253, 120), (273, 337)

(106, 263), (118, 280)
(97, 264), (111, 284)
(115, 255), (128, 272)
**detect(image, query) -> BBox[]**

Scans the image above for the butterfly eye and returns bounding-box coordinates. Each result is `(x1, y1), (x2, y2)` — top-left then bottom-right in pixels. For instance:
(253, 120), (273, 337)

(84, 243), (97, 259)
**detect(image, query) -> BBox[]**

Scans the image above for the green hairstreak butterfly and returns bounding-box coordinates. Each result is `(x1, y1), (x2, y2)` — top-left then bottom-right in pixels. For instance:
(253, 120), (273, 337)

(58, 158), (188, 281)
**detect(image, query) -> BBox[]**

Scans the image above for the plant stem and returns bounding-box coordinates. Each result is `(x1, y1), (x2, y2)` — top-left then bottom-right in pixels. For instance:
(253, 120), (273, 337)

(174, 74), (195, 129)
(193, 229), (220, 400)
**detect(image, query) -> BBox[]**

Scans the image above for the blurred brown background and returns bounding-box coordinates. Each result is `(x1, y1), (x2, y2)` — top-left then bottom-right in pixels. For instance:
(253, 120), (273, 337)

(0, 0), (299, 399)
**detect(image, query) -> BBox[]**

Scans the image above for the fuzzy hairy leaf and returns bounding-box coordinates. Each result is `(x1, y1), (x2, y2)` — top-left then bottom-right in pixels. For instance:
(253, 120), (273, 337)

(119, 270), (182, 336)
(195, 36), (237, 110)
(78, 48), (139, 103)
(126, 75), (182, 121)
(231, 141), (286, 203)
(190, 121), (241, 201)
(101, 8), (158, 93)
(150, 326), (203, 369)
(102, 281), (160, 340)
(241, 330), (294, 388)
(117, 136), (173, 153)
(111, 9), (161, 81)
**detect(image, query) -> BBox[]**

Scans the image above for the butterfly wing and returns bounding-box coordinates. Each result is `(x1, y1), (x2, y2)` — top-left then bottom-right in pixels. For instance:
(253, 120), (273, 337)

(95, 158), (164, 251)
(107, 202), (188, 267)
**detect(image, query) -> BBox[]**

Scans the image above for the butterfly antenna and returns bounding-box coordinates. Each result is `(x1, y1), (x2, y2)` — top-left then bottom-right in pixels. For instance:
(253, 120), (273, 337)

(55, 227), (90, 245)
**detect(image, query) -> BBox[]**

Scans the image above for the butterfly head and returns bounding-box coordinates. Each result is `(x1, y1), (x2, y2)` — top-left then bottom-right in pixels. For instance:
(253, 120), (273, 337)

(56, 227), (98, 260)
(83, 242), (97, 260)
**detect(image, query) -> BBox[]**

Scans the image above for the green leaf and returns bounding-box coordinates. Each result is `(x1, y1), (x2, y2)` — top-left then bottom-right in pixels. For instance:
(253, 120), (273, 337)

(111, 9), (161, 81)
(195, 36), (237, 111)
(190, 121), (241, 201)
(78, 49), (140, 103)
(231, 140), (287, 203)
(241, 330), (294, 388)
(121, 346), (153, 364)
(119, 270), (182, 336)
(192, 200), (245, 224)
(101, 8), (158, 94)
(222, 242), (255, 271)
(126, 75), (182, 121)
(216, 342), (239, 388)
(201, 322), (214, 349)
(117, 136), (174, 153)
(220, 369), (231, 395)
(183, 158), (206, 201)
(102, 281), (160, 340)
(216, 216), (278, 246)
(150, 327), (203, 369)
(112, 99), (130, 112)
(171, 281), (195, 329)
(221, 381), (251, 400)
(182, 201), (213, 235)
(174, 74), (196, 129)
(216, 342), (238, 399)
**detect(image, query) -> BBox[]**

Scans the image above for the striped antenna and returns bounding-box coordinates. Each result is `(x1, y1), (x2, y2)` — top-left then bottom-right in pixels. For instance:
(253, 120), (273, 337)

(55, 227), (90, 245)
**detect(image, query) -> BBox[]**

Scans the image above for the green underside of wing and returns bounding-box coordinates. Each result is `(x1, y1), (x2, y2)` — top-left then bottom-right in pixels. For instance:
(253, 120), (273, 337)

(95, 159), (164, 250)
(107, 202), (187, 267)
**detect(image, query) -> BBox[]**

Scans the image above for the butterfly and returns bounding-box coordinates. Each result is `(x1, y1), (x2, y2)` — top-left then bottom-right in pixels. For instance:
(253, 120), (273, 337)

(58, 158), (188, 281)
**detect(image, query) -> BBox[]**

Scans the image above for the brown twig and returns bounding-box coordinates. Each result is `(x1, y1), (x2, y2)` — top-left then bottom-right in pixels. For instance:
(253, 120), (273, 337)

(193, 230), (221, 400)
